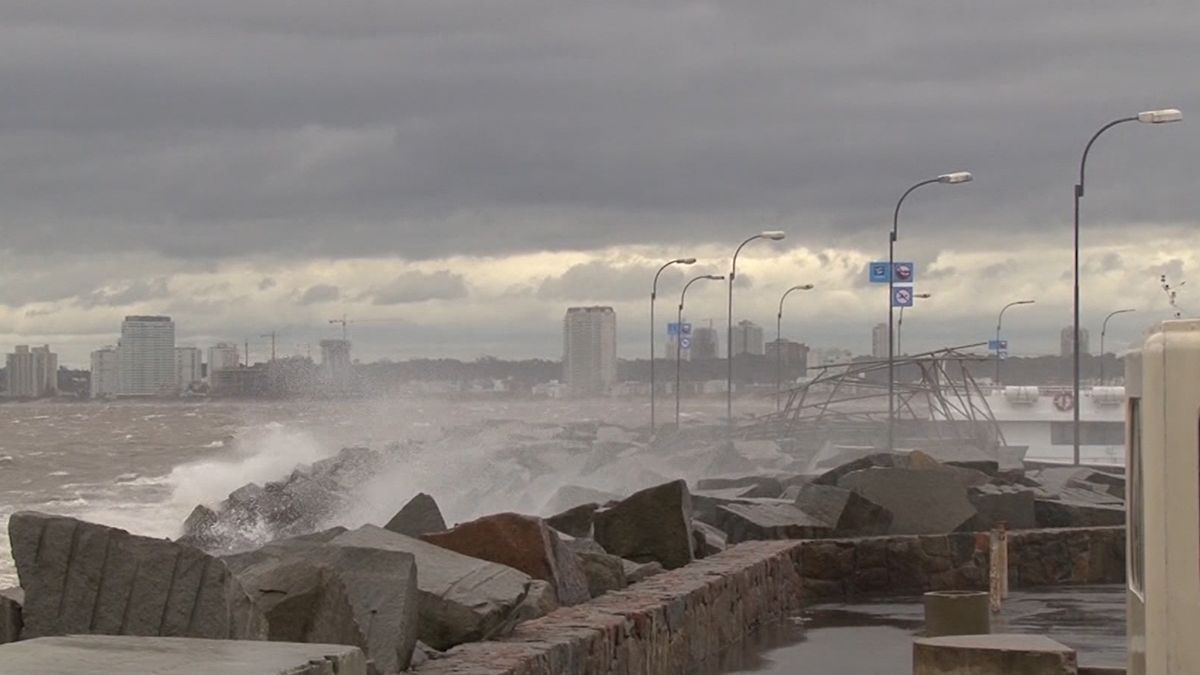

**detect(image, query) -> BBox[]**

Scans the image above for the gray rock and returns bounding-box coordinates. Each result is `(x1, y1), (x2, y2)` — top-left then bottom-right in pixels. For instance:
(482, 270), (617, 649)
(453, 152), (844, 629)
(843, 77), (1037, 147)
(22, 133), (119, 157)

(714, 502), (832, 543)
(384, 493), (447, 537)
(969, 484), (1038, 530)
(331, 525), (533, 651)
(0, 635), (368, 675)
(576, 551), (628, 597)
(793, 483), (892, 536)
(838, 468), (978, 535)
(510, 580), (558, 623)
(546, 503), (598, 538)
(541, 485), (621, 515)
(812, 452), (905, 486)
(622, 559), (665, 584)
(593, 480), (694, 570)
(237, 545), (420, 673)
(1, 587), (22, 645)
(691, 520), (728, 557)
(694, 475), (784, 499)
(1034, 499), (1125, 528)
(8, 512), (263, 641)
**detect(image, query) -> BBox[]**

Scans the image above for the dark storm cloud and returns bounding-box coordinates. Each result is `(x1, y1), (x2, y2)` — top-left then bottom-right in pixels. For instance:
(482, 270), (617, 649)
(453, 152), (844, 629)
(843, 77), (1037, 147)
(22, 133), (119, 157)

(1, 0), (1198, 261)
(365, 270), (468, 305)
(298, 284), (340, 305)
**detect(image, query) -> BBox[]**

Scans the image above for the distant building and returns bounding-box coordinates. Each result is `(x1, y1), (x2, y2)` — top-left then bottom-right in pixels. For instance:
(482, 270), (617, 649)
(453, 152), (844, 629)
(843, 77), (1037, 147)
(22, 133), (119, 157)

(731, 320), (765, 356)
(1060, 326), (1091, 357)
(692, 325), (720, 360)
(766, 339), (810, 377)
(90, 347), (119, 398)
(175, 347), (203, 392)
(207, 343), (241, 376)
(210, 364), (271, 397)
(118, 315), (176, 396)
(5, 345), (58, 398)
(563, 306), (617, 397)
(320, 339), (353, 393)
(872, 323), (889, 359)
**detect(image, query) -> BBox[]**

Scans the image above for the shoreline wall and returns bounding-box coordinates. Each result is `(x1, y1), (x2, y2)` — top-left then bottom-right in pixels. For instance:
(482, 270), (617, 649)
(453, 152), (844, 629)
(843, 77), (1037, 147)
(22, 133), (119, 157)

(417, 526), (1125, 675)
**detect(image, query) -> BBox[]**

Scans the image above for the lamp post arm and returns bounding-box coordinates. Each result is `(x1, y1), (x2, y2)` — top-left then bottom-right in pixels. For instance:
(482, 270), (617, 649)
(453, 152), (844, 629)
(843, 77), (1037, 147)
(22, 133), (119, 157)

(1078, 117), (1138, 196)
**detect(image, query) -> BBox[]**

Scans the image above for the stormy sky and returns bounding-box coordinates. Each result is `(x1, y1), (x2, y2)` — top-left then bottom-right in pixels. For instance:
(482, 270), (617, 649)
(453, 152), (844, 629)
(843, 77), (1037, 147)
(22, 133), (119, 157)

(2, 0), (1198, 366)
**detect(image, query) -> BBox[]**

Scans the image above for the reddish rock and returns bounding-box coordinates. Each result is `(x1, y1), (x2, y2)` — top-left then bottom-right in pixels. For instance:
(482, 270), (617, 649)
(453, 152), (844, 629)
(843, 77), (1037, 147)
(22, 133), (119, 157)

(422, 513), (590, 606)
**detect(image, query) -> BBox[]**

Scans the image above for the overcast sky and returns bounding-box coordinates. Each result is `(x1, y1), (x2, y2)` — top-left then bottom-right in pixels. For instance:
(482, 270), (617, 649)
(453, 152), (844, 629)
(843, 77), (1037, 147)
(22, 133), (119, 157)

(2, 0), (1198, 367)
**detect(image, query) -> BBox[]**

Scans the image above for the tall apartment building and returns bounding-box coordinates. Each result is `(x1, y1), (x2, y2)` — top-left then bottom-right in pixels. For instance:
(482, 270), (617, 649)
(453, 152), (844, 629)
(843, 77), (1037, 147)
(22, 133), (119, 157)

(872, 322), (889, 359)
(5, 345), (58, 398)
(692, 325), (719, 360)
(731, 320), (765, 356)
(175, 347), (203, 391)
(766, 339), (810, 376)
(90, 346), (119, 398)
(563, 306), (617, 397)
(207, 342), (241, 377)
(320, 339), (353, 393)
(1060, 326), (1090, 357)
(118, 315), (176, 396)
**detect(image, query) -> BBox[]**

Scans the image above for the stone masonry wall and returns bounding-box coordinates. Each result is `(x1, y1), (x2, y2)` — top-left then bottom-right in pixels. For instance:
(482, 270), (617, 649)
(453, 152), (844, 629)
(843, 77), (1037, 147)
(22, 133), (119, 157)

(417, 527), (1123, 674)
(800, 526), (1125, 602)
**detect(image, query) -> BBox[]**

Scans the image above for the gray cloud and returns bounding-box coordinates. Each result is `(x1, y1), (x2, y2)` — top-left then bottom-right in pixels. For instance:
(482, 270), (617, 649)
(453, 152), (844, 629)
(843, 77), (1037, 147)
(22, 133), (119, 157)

(77, 277), (171, 309)
(366, 270), (468, 305)
(298, 284), (340, 305)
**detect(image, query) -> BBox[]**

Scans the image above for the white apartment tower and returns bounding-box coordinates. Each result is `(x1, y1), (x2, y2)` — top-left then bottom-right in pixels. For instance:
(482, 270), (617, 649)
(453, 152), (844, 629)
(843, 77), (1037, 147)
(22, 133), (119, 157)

(90, 347), (119, 398)
(563, 306), (617, 397)
(175, 347), (203, 392)
(118, 315), (176, 396)
(5, 345), (58, 398)
(207, 342), (241, 377)
(872, 322), (889, 359)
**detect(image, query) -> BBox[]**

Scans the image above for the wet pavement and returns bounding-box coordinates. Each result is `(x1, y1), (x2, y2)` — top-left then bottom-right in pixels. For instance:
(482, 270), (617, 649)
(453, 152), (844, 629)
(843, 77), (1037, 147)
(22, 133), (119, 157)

(702, 585), (1125, 675)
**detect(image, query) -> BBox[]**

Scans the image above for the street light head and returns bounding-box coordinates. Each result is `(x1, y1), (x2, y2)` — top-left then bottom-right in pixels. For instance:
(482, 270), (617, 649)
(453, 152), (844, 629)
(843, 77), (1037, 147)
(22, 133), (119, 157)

(677, 257), (697, 265)
(707, 275), (726, 281)
(1017, 299), (1036, 306)
(915, 293), (932, 299)
(801, 284), (815, 290)
(937, 171), (974, 184)
(1138, 108), (1183, 124)
(760, 230), (786, 241)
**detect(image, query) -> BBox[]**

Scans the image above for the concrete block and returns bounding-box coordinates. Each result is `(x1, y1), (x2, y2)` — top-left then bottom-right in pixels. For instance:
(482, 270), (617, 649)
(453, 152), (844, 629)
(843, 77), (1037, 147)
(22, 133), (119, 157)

(0, 635), (366, 674)
(913, 634), (1078, 675)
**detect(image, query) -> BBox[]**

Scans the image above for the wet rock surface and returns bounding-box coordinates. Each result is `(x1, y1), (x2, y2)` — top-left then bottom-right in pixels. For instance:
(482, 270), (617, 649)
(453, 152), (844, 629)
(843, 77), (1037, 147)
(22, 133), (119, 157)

(593, 479), (695, 570)
(0, 587), (22, 645)
(385, 492), (447, 538)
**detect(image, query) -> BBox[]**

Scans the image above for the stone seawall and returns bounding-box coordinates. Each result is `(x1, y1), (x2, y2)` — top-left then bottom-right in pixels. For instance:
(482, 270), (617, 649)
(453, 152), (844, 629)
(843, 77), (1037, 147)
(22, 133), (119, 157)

(800, 526), (1125, 602)
(415, 540), (805, 675)
(417, 527), (1124, 675)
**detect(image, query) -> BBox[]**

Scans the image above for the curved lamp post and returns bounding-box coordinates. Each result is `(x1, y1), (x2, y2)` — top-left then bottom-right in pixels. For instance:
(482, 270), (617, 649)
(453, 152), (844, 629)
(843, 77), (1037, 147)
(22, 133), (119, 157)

(1072, 108), (1181, 464)
(678, 275), (725, 428)
(994, 299), (1035, 387)
(650, 257), (696, 432)
(888, 172), (972, 452)
(776, 284), (815, 411)
(1099, 308), (1136, 385)
(896, 292), (932, 357)
(727, 231), (786, 427)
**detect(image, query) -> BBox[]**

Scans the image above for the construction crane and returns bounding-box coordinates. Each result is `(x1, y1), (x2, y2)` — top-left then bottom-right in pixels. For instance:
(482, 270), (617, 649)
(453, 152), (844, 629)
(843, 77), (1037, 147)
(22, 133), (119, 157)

(328, 315), (405, 341)
(259, 331), (279, 362)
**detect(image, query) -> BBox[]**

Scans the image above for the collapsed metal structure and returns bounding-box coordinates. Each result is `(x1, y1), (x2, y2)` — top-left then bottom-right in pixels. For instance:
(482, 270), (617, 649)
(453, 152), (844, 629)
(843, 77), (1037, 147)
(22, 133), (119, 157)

(743, 343), (1004, 451)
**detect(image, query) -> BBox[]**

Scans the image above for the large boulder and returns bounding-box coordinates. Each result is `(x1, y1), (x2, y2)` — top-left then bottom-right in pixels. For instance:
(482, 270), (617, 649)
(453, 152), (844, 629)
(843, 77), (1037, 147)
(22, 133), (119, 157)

(546, 503), (598, 538)
(969, 484), (1038, 530)
(575, 551), (628, 598)
(1033, 499), (1125, 528)
(541, 485), (620, 516)
(421, 513), (590, 607)
(593, 480), (694, 570)
(792, 483), (892, 536)
(330, 526), (534, 650)
(8, 512), (262, 640)
(838, 468), (977, 535)
(1, 588), (22, 645)
(384, 493), (447, 537)
(694, 475), (784, 499)
(236, 546), (419, 673)
(691, 520), (727, 558)
(714, 502), (831, 543)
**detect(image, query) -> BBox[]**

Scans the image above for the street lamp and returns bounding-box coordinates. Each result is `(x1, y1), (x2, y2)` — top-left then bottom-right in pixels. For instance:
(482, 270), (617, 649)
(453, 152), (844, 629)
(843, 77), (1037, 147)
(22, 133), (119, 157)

(650, 257), (696, 432)
(888, 172), (972, 452)
(678, 275), (725, 428)
(1072, 108), (1180, 465)
(994, 300), (1035, 387)
(896, 293), (932, 357)
(727, 231), (786, 426)
(1099, 308), (1136, 385)
(776, 284), (815, 411)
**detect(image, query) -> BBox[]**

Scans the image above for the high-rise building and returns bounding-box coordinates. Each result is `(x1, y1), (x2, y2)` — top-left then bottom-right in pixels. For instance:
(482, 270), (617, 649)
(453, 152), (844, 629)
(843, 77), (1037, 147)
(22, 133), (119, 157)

(766, 339), (810, 376)
(563, 306), (617, 397)
(118, 315), (176, 396)
(1060, 326), (1091, 357)
(692, 325), (719, 360)
(175, 347), (203, 392)
(872, 322), (889, 359)
(90, 347), (119, 398)
(5, 345), (58, 398)
(207, 343), (241, 377)
(731, 320), (765, 356)
(320, 339), (353, 392)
